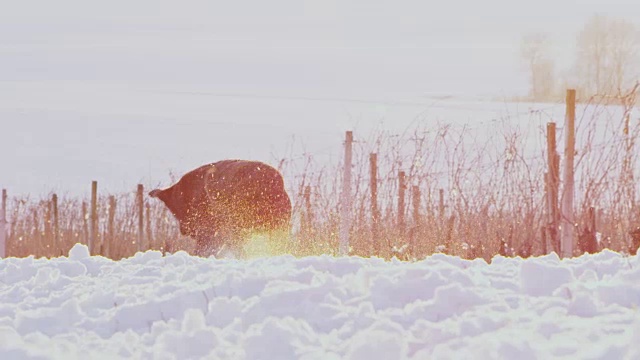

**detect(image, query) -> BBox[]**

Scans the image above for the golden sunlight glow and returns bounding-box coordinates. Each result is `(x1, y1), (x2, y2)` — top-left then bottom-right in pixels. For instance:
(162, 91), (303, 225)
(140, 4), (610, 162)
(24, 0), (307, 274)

(242, 231), (291, 258)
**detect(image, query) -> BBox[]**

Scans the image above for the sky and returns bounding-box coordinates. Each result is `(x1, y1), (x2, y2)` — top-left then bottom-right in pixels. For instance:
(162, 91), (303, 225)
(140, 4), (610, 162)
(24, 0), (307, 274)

(2, 0), (638, 97)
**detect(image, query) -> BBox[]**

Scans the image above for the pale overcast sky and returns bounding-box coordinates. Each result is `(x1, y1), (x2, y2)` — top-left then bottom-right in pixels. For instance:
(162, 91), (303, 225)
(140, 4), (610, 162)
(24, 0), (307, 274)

(1, 0), (639, 97)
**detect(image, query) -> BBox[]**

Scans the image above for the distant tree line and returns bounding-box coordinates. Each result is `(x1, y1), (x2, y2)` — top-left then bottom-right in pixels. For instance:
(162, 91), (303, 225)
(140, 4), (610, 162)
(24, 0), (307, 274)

(521, 14), (640, 102)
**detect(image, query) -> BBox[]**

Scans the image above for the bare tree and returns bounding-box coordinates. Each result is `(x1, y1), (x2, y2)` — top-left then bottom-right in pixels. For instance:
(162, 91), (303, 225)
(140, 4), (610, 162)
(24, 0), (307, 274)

(521, 33), (556, 101)
(575, 14), (640, 98)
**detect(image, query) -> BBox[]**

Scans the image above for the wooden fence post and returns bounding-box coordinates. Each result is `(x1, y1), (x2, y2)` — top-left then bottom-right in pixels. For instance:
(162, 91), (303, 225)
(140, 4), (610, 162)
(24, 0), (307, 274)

(587, 206), (597, 253)
(445, 214), (456, 253)
(339, 131), (353, 256)
(107, 195), (116, 259)
(32, 209), (40, 256)
(411, 185), (421, 256)
(539, 226), (547, 255)
(90, 180), (98, 256)
(82, 201), (89, 247)
(438, 188), (448, 251)
(546, 122), (560, 254)
(0, 189), (6, 258)
(52, 194), (59, 257)
(137, 184), (144, 252)
(398, 171), (406, 239)
(561, 89), (576, 258)
(44, 198), (52, 257)
(303, 185), (313, 237)
(146, 202), (152, 250)
(370, 153), (379, 255)
(439, 188), (445, 220)
(576, 206), (597, 254)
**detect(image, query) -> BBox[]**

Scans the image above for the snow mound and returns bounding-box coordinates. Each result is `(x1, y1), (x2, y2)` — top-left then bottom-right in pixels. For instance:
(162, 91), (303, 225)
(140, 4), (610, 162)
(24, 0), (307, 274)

(1, 243), (639, 359)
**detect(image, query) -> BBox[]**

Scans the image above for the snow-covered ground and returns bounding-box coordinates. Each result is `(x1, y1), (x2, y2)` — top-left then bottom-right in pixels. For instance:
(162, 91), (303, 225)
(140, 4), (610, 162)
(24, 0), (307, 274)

(1, 243), (639, 359)
(0, 86), (566, 198)
(3, 0), (635, 198)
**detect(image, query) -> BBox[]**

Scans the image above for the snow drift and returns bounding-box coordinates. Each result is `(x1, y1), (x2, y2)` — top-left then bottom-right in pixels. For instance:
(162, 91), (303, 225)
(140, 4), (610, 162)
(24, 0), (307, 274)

(2, 244), (640, 359)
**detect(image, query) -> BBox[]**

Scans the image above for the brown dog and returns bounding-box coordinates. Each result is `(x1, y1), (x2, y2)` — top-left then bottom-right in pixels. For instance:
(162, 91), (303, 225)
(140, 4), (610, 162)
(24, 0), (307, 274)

(149, 160), (292, 257)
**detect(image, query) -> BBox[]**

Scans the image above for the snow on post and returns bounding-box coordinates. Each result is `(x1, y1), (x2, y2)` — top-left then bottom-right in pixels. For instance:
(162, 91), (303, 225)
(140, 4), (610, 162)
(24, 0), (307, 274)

(0, 189), (6, 258)
(561, 89), (576, 258)
(339, 131), (353, 256)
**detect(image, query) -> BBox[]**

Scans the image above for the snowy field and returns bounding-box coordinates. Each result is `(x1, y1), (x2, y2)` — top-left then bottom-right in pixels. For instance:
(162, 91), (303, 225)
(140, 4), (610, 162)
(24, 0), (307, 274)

(1, 243), (640, 359)
(4, 78), (629, 202)
(4, 0), (624, 198)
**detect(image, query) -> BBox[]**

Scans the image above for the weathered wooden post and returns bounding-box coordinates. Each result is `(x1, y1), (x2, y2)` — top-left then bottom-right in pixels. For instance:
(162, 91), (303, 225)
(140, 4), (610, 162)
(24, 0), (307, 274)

(438, 188), (445, 220)
(303, 185), (313, 236)
(370, 153), (379, 255)
(107, 195), (116, 259)
(137, 184), (144, 252)
(576, 206), (598, 254)
(90, 181), (98, 255)
(412, 186), (421, 225)
(546, 122), (560, 254)
(146, 202), (152, 250)
(539, 226), (547, 255)
(32, 208), (40, 256)
(411, 185), (421, 256)
(438, 188), (447, 251)
(586, 206), (597, 253)
(339, 131), (353, 256)
(82, 201), (89, 247)
(398, 171), (406, 239)
(0, 189), (6, 258)
(52, 194), (59, 257)
(561, 89), (576, 258)
(445, 214), (456, 253)
(44, 199), (51, 257)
